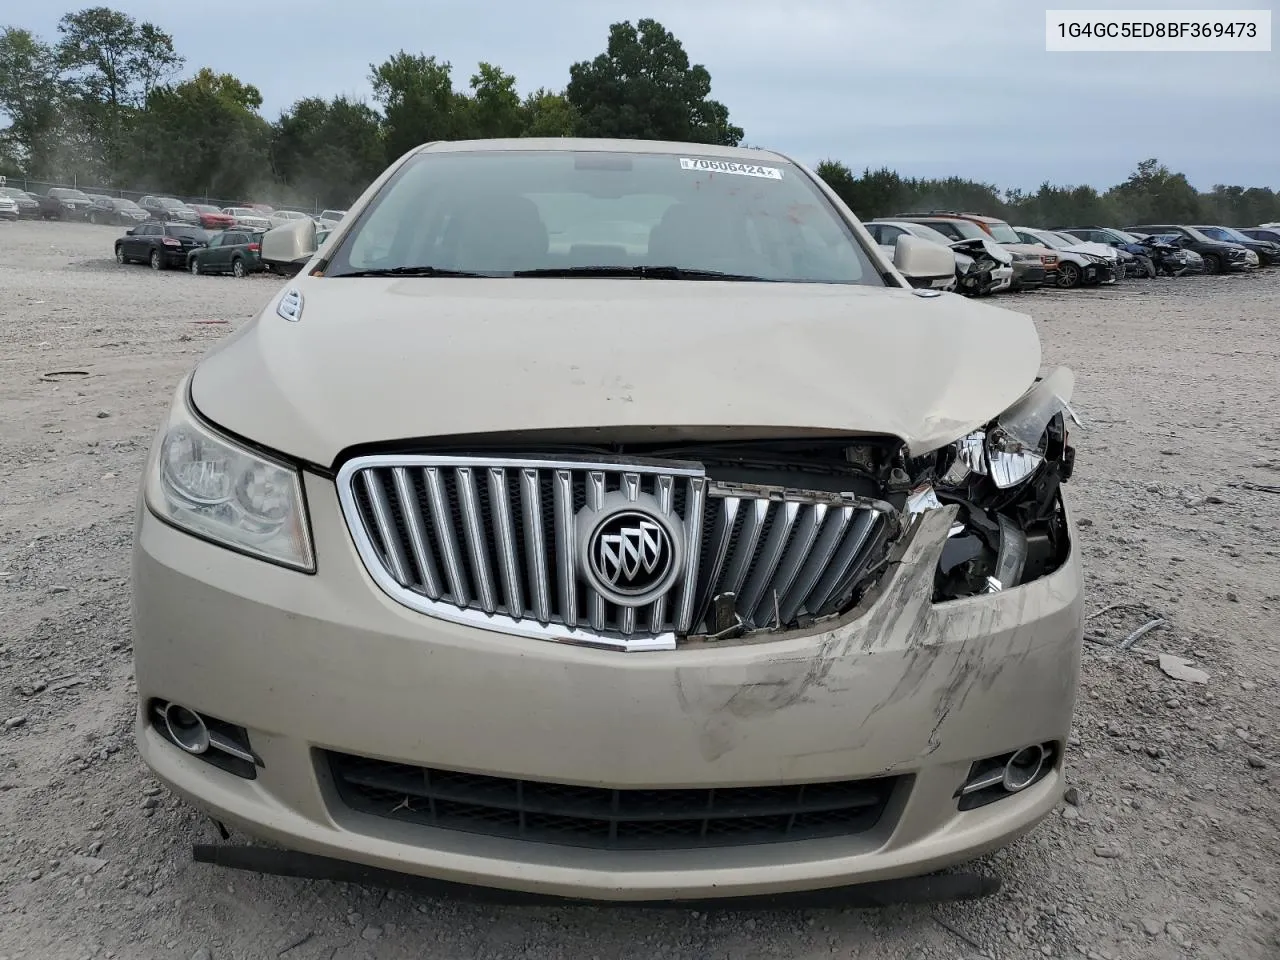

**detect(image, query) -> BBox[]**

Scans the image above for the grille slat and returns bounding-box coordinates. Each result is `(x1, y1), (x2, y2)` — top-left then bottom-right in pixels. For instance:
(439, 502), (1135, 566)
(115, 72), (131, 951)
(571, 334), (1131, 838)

(392, 467), (443, 597)
(520, 468), (552, 624)
(424, 467), (470, 607)
(738, 500), (801, 622)
(486, 468), (524, 617)
(456, 468), (497, 614)
(778, 506), (854, 624)
(329, 752), (900, 851)
(552, 469), (578, 629)
(808, 510), (882, 615)
(339, 456), (892, 651)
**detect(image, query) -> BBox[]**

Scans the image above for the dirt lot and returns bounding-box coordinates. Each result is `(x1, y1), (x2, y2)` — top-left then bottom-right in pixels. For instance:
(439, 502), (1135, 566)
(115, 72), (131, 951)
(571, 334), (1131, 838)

(1, 220), (1277, 960)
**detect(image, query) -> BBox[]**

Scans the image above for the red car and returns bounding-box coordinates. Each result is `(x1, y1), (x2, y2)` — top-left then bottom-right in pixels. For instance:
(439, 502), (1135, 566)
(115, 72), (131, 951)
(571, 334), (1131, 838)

(189, 204), (236, 230)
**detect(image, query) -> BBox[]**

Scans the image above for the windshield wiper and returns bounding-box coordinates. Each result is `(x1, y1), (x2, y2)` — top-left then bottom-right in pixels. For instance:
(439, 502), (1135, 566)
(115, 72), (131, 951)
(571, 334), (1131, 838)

(513, 265), (775, 281)
(328, 266), (489, 278)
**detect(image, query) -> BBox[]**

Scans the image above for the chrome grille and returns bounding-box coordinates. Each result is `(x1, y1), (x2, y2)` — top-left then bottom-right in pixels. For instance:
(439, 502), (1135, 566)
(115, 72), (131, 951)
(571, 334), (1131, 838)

(337, 455), (892, 652)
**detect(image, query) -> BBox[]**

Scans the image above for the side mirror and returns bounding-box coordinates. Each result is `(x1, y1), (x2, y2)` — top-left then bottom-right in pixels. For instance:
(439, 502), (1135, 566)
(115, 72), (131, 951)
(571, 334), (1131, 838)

(893, 235), (956, 286)
(260, 217), (318, 277)
(125, 228), (136, 235)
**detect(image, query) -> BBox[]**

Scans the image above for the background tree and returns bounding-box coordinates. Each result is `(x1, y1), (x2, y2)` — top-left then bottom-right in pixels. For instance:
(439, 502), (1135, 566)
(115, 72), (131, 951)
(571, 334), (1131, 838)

(55, 6), (182, 176)
(370, 52), (467, 160)
(127, 68), (269, 198)
(272, 95), (385, 208)
(466, 63), (524, 138)
(566, 19), (743, 145)
(0, 28), (63, 173)
(520, 89), (577, 137)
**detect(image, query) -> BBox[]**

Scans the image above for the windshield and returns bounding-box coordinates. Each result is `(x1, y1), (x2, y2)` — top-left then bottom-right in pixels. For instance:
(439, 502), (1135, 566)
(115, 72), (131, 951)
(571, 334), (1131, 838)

(897, 223), (956, 246)
(1109, 229), (1140, 243)
(159, 198), (186, 208)
(984, 221), (1022, 244)
(116, 199), (142, 210)
(326, 150), (881, 284)
(0, 188), (25, 199)
(54, 189), (89, 200)
(1202, 226), (1250, 243)
(1042, 231), (1081, 248)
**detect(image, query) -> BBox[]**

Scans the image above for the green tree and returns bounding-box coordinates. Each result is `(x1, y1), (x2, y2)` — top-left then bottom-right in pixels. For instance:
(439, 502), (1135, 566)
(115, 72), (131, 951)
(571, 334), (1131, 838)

(128, 68), (270, 198)
(1108, 158), (1203, 223)
(466, 62), (524, 138)
(272, 95), (385, 208)
(566, 19), (743, 145)
(519, 88), (576, 137)
(370, 52), (470, 160)
(0, 27), (62, 171)
(55, 6), (182, 174)
(815, 159), (857, 209)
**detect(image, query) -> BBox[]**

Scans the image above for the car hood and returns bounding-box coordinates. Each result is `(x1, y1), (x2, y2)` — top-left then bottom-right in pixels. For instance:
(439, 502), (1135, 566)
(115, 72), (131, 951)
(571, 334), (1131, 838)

(190, 280), (1043, 468)
(1060, 241), (1116, 258)
(1000, 243), (1057, 257)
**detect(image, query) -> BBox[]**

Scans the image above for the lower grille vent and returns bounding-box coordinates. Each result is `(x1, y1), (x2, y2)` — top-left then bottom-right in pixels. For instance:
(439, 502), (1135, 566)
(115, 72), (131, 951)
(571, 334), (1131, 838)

(327, 752), (901, 851)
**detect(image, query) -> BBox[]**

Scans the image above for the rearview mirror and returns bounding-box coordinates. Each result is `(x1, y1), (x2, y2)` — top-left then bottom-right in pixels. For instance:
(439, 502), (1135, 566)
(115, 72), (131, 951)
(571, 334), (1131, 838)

(261, 217), (318, 276)
(893, 235), (956, 287)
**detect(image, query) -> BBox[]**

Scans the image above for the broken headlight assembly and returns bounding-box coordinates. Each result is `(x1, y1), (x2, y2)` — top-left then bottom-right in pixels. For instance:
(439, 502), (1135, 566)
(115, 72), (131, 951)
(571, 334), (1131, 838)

(909, 368), (1077, 601)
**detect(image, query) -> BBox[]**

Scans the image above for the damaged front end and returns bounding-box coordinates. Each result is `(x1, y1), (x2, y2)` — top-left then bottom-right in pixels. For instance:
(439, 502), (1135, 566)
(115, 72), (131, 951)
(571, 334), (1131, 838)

(905, 367), (1078, 601)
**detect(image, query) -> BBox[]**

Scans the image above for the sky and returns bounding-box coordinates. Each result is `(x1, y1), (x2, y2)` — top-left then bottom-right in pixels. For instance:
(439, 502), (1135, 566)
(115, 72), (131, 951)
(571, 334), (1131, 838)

(4, 0), (1277, 191)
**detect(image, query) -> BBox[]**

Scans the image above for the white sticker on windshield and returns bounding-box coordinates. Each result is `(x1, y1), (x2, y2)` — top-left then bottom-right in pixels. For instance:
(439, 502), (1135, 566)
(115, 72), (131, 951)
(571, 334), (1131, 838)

(679, 157), (783, 180)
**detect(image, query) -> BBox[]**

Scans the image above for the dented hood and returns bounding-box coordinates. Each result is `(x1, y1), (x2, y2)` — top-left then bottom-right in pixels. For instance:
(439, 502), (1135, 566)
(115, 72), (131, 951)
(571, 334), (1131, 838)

(190, 279), (1042, 467)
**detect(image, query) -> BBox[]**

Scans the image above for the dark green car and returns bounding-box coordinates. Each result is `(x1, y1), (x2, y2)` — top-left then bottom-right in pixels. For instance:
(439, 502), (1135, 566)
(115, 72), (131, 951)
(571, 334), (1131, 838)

(187, 229), (265, 277)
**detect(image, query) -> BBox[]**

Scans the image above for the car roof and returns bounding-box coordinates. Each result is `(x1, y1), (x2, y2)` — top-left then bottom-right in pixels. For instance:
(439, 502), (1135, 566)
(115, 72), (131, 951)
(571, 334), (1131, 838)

(892, 211), (1007, 224)
(413, 137), (792, 165)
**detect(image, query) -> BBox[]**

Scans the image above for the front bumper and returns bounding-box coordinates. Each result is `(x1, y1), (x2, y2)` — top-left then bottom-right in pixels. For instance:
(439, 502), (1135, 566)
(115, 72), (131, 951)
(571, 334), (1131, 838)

(1010, 261), (1048, 290)
(133, 478), (1085, 900)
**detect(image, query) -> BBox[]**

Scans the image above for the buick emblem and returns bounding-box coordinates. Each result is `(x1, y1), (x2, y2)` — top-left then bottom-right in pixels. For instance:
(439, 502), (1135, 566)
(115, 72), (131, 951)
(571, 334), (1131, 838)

(578, 496), (684, 607)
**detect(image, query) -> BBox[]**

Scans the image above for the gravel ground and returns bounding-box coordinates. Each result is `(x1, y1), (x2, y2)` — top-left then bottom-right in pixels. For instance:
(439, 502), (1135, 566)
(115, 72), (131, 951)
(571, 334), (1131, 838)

(1, 220), (1277, 960)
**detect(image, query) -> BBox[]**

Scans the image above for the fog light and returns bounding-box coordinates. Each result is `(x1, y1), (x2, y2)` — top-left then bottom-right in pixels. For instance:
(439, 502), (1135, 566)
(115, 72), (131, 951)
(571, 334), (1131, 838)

(163, 703), (210, 755)
(956, 741), (1057, 810)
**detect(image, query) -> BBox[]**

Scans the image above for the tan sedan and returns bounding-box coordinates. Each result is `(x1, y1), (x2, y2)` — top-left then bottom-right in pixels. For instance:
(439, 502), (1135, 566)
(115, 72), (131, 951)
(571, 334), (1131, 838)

(132, 137), (1084, 901)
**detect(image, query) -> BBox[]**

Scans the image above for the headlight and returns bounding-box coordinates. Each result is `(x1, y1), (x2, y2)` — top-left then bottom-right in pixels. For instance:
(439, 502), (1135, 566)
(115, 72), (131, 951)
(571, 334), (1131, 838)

(145, 390), (314, 570)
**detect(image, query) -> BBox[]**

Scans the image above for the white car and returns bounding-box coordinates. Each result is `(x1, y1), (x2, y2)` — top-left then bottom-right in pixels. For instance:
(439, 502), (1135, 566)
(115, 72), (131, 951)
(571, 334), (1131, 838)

(0, 194), (18, 221)
(868, 220), (1014, 295)
(268, 209), (312, 229)
(1014, 228), (1118, 288)
(221, 207), (273, 231)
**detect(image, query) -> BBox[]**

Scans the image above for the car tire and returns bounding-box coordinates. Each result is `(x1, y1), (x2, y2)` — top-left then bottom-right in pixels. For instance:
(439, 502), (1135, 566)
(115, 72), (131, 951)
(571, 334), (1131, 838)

(231, 257), (246, 278)
(150, 249), (163, 271)
(1202, 254), (1221, 275)
(114, 245), (126, 265)
(1056, 263), (1081, 289)
(190, 258), (200, 276)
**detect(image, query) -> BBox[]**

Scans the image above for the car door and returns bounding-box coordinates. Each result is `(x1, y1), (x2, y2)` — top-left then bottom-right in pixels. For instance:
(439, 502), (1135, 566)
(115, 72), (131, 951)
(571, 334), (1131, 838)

(197, 232), (223, 270)
(216, 232), (244, 271)
(139, 223), (163, 257)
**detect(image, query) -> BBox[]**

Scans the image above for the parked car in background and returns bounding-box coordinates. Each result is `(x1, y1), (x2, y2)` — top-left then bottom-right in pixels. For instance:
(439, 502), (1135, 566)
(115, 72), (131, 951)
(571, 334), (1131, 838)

(0, 194), (18, 221)
(268, 209), (311, 229)
(221, 206), (273, 231)
(866, 219), (1014, 294)
(1132, 234), (1206, 276)
(1056, 226), (1157, 277)
(1240, 227), (1280, 245)
(250, 203), (274, 214)
(1013, 228), (1118, 288)
(114, 221), (209, 270)
(892, 213), (1054, 291)
(139, 196), (201, 224)
(1191, 225), (1280, 266)
(188, 204), (236, 231)
(90, 196), (149, 225)
(317, 208), (347, 227)
(40, 187), (95, 220)
(1124, 225), (1255, 273)
(188, 229), (265, 277)
(0, 186), (41, 219)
